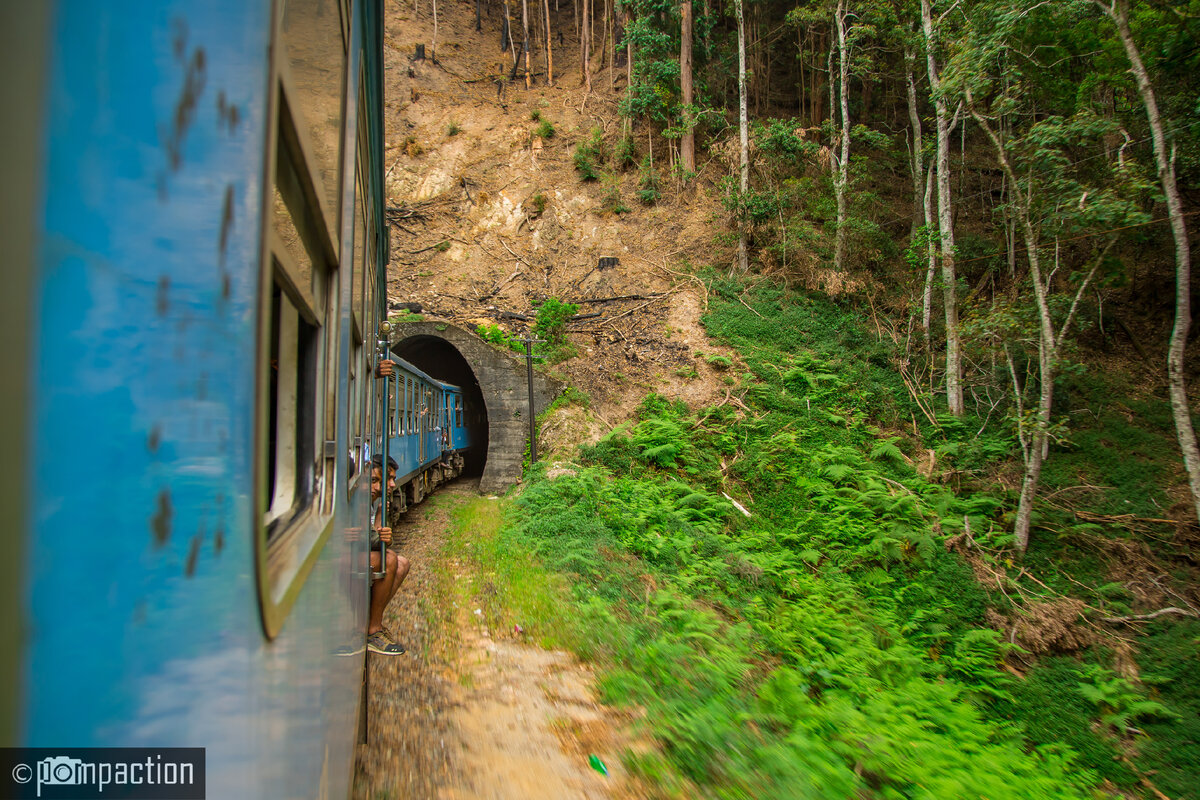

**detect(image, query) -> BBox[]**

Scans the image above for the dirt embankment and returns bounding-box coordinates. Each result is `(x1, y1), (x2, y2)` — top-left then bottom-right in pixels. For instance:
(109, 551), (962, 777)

(381, 0), (738, 447)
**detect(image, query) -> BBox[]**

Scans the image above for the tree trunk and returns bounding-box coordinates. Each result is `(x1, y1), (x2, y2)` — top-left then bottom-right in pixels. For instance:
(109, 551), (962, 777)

(922, 167), (936, 344)
(544, 0), (554, 85)
(600, 0), (611, 73)
(581, 0), (592, 90)
(922, 0), (962, 416)
(905, 47), (924, 243)
(432, 0), (439, 61)
(607, 0), (614, 89)
(736, 0), (749, 272)
(832, 0), (851, 274)
(681, 0), (695, 173)
(972, 101), (1108, 552)
(1102, 0), (1200, 524)
(521, 0), (530, 86)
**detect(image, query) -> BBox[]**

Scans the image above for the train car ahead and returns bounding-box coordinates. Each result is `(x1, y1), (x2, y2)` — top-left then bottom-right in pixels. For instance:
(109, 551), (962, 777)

(382, 359), (473, 514)
(2, 1), (391, 798)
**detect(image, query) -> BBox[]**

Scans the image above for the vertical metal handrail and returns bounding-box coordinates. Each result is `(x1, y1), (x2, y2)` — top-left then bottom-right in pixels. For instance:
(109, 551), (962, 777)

(372, 321), (391, 580)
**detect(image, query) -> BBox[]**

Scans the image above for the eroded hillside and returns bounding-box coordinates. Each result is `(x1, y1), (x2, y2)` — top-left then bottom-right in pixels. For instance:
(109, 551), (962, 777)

(381, 1), (739, 446)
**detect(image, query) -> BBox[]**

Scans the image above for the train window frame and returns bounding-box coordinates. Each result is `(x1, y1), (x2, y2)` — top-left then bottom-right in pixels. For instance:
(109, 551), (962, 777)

(256, 2), (359, 638)
(386, 373), (397, 438)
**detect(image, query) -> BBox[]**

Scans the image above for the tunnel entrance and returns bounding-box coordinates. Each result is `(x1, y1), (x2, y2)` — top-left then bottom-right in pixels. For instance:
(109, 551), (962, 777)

(388, 321), (562, 493)
(391, 334), (489, 478)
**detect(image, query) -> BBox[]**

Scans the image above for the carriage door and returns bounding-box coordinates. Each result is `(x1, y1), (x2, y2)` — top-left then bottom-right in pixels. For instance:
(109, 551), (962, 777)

(417, 383), (426, 464)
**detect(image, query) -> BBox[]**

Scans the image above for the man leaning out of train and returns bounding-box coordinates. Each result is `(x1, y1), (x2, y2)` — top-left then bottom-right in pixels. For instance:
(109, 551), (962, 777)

(368, 454), (411, 655)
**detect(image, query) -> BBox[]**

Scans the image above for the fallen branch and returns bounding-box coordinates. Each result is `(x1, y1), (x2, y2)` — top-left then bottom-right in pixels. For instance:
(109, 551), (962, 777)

(1102, 607), (1198, 624)
(478, 268), (522, 302)
(722, 492), (752, 518)
(406, 241), (453, 255)
(568, 293), (668, 305)
(601, 296), (668, 325)
(737, 292), (765, 319)
(898, 363), (940, 430)
(497, 237), (532, 267)
(1042, 499), (1176, 527)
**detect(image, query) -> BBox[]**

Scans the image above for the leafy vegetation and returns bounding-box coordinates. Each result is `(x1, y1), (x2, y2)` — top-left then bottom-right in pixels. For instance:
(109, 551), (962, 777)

(573, 127), (606, 181)
(451, 0), (1200, 793)
(533, 297), (580, 363)
(475, 323), (524, 354)
(448, 275), (1200, 798)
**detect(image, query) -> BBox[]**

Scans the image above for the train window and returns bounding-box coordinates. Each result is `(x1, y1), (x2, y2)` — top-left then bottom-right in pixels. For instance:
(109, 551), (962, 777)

(387, 376), (397, 438)
(264, 278), (318, 532)
(349, 334), (361, 481)
(258, 32), (349, 633)
(352, 154), (365, 344)
(279, 0), (345, 239)
(455, 395), (463, 427)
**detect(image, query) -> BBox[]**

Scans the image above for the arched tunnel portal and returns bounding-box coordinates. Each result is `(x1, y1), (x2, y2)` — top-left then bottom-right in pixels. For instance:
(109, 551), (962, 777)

(389, 321), (563, 494)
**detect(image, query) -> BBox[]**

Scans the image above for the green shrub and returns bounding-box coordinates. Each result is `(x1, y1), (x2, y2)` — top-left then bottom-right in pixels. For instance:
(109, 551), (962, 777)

(534, 119), (555, 139)
(637, 156), (661, 205)
(1136, 618), (1200, 799)
(705, 353), (733, 370)
(613, 133), (637, 170)
(599, 175), (630, 215)
(994, 657), (1137, 788)
(529, 192), (548, 217)
(573, 127), (605, 181)
(533, 297), (580, 363)
(475, 323), (523, 354)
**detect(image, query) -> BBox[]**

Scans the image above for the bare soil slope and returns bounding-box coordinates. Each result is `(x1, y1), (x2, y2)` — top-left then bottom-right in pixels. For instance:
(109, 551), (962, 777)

(382, 0), (737, 446)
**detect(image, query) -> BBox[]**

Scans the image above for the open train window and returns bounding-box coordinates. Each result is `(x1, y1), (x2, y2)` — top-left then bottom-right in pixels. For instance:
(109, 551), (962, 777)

(264, 278), (318, 531)
(405, 375), (413, 434)
(257, 10), (350, 634)
(349, 334), (361, 477)
(387, 376), (397, 437)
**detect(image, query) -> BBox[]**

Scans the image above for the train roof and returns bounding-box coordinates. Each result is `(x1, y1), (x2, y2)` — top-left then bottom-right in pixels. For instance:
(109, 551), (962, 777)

(387, 351), (463, 393)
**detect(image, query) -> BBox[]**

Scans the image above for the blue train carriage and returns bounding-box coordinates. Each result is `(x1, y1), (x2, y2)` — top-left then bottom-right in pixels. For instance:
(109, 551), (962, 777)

(4, 1), (391, 798)
(382, 358), (471, 518)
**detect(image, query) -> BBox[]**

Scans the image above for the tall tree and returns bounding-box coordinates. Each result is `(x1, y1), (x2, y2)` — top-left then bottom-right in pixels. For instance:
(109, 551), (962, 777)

(735, 0), (749, 272)
(921, 0), (963, 415)
(971, 102), (1116, 552)
(1095, 0), (1200, 525)
(582, 0), (593, 90)
(522, 0), (531, 86)
(831, 0), (852, 272)
(544, 0), (555, 84)
(680, 0), (695, 173)
(904, 43), (938, 345)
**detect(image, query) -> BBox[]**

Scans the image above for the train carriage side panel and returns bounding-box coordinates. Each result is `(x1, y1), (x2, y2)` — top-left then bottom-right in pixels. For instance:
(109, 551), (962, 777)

(19, 1), (387, 797)
(382, 356), (467, 484)
(0, 0), (49, 749)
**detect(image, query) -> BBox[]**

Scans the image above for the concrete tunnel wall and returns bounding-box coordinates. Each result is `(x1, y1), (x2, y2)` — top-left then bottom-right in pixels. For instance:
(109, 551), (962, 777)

(389, 320), (563, 494)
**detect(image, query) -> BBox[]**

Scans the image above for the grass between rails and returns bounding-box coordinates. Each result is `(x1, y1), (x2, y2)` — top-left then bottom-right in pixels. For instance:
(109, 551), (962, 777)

(448, 276), (1197, 799)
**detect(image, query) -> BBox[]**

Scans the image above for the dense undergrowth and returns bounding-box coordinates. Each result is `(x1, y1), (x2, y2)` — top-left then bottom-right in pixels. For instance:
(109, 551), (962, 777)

(454, 275), (1196, 799)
